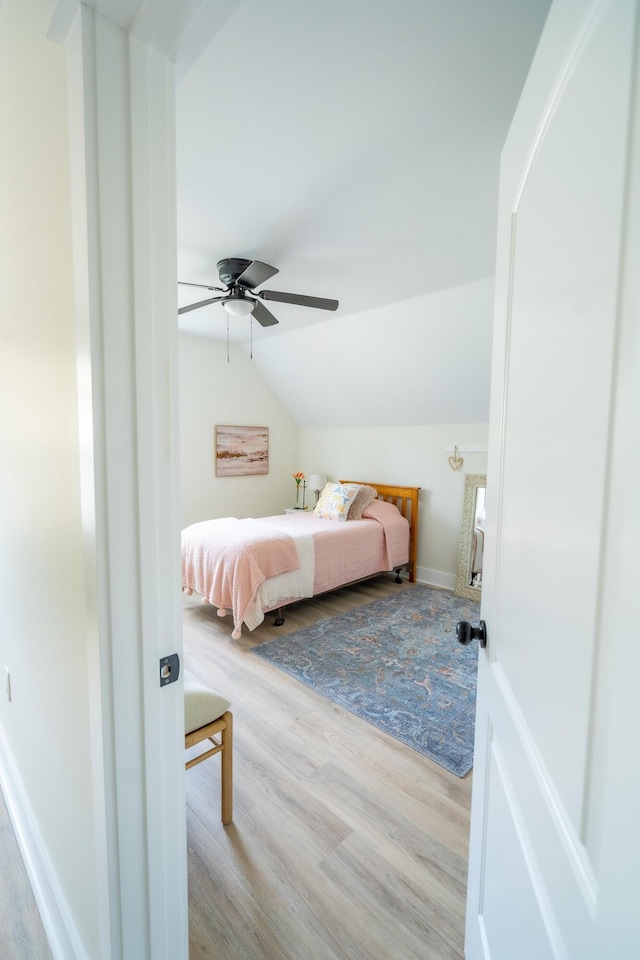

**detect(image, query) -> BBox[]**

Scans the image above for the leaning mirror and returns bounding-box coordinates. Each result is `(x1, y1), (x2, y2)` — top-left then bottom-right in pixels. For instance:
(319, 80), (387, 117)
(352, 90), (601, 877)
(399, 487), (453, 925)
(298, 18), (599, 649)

(454, 473), (487, 601)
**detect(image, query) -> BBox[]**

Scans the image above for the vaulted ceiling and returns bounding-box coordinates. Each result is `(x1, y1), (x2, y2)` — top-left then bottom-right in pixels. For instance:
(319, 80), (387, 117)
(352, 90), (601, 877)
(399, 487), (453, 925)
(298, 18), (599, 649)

(175, 0), (551, 345)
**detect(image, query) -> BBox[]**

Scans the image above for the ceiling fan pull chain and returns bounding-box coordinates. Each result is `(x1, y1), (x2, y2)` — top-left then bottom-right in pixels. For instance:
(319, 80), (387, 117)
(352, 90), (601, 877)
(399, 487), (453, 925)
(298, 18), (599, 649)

(250, 314), (253, 359)
(226, 313), (230, 363)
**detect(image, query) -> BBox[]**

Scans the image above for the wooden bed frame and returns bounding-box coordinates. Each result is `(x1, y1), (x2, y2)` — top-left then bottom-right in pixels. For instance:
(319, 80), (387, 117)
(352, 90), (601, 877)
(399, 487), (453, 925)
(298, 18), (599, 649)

(270, 481), (421, 625)
(340, 482), (420, 583)
(269, 481), (419, 627)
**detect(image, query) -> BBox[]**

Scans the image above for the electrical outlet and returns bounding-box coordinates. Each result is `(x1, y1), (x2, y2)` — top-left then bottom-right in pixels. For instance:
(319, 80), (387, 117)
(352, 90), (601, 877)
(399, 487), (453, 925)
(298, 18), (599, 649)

(5, 667), (11, 703)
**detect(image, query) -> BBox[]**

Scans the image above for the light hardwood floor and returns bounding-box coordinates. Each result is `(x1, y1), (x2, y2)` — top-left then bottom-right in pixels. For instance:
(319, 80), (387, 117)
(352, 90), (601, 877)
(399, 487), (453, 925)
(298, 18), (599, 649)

(0, 788), (53, 960)
(185, 576), (473, 960)
(0, 576), (472, 960)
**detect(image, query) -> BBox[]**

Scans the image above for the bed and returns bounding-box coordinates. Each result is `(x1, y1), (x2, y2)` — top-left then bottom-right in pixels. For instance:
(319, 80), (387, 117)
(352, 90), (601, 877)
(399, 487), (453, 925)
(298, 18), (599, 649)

(182, 481), (420, 638)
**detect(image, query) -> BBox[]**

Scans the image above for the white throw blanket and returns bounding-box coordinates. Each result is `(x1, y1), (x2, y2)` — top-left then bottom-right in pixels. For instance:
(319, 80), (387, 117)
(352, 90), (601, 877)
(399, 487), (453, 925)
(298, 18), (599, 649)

(243, 523), (315, 630)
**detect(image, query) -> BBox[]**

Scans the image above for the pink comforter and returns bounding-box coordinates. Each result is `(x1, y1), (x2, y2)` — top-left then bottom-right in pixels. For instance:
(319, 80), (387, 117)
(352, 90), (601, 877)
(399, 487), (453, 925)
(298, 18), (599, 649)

(181, 518), (300, 638)
(258, 502), (409, 595)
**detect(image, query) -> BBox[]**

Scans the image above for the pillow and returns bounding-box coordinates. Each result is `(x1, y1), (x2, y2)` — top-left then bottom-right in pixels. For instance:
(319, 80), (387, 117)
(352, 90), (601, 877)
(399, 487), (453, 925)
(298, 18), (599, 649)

(313, 482), (360, 521)
(361, 498), (402, 521)
(347, 484), (377, 520)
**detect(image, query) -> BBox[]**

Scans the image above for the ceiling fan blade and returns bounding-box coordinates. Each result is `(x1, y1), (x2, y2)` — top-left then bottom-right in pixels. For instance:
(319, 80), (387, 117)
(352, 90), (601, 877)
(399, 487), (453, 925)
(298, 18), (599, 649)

(236, 260), (279, 289)
(178, 281), (225, 291)
(259, 289), (339, 311)
(251, 300), (279, 327)
(178, 296), (224, 315)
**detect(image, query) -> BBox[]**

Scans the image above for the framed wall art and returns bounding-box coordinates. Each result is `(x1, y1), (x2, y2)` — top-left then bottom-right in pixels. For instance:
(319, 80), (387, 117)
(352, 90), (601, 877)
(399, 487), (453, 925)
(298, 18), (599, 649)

(215, 425), (269, 477)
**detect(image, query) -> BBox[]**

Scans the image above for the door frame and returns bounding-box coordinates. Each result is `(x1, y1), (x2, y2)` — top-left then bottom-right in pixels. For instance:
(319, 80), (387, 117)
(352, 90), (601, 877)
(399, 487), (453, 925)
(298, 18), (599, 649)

(51, 2), (192, 956)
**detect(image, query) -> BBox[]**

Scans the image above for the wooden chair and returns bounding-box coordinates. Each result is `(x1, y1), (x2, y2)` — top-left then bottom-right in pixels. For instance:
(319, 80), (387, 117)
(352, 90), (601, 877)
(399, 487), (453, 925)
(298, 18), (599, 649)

(184, 676), (233, 825)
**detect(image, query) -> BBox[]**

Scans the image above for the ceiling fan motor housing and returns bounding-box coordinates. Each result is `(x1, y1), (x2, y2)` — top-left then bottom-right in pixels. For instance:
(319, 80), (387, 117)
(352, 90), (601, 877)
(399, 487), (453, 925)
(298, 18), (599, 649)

(217, 258), (252, 286)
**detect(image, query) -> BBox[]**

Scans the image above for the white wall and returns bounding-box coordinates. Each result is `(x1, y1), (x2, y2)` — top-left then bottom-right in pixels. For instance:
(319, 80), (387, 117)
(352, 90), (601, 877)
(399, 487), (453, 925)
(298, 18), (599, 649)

(179, 332), (301, 525)
(0, 0), (100, 955)
(300, 424), (488, 587)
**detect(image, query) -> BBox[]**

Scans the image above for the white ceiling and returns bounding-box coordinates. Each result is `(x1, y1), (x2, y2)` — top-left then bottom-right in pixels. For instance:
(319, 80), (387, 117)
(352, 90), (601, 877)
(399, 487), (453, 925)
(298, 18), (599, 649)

(175, 0), (551, 343)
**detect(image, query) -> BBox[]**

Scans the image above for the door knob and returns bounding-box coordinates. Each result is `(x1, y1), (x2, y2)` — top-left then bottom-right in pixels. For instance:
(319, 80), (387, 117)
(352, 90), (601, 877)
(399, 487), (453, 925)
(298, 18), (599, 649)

(456, 620), (487, 648)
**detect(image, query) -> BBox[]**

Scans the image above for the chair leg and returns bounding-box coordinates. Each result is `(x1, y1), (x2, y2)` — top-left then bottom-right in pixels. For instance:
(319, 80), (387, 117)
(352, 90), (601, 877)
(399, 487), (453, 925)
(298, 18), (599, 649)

(220, 711), (233, 825)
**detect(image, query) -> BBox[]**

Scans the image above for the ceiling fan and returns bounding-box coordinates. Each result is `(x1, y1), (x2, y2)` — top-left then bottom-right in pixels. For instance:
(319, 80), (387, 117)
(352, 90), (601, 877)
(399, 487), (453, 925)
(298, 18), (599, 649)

(178, 258), (339, 327)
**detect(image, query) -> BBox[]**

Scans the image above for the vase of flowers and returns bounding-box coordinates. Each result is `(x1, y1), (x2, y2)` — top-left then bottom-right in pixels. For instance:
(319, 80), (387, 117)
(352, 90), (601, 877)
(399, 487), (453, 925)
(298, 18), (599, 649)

(293, 472), (305, 508)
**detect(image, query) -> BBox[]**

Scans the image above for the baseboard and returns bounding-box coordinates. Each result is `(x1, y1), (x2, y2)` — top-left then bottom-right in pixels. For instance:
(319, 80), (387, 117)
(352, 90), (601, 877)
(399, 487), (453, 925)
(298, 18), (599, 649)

(415, 566), (455, 591)
(0, 727), (87, 960)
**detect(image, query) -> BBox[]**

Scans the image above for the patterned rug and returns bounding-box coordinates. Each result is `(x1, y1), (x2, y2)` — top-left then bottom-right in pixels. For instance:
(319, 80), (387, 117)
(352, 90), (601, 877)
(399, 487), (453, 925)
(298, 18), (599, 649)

(252, 585), (480, 777)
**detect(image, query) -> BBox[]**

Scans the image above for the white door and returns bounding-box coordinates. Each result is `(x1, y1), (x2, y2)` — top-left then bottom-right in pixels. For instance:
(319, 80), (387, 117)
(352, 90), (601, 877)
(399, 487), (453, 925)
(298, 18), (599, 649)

(465, 1), (640, 958)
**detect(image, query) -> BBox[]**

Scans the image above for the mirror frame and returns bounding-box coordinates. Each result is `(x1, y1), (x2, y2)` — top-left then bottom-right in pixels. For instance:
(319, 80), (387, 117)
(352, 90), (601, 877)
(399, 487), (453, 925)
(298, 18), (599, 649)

(454, 473), (487, 601)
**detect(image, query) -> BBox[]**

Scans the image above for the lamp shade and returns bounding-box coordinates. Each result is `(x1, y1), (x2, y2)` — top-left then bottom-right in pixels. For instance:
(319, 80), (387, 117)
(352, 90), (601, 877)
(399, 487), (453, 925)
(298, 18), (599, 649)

(307, 474), (327, 492)
(223, 298), (254, 318)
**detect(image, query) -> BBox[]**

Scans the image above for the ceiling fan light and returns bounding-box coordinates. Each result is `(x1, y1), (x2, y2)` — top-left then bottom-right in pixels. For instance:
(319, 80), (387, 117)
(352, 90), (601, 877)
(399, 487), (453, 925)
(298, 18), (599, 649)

(223, 298), (254, 318)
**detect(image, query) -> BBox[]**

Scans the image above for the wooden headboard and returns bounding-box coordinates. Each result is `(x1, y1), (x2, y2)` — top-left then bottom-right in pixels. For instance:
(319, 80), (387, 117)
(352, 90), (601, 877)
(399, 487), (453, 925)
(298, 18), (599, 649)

(340, 482), (420, 583)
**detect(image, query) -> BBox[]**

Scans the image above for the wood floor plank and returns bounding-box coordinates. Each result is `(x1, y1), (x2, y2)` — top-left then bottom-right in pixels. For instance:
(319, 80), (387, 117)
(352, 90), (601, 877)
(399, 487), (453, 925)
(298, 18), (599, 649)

(301, 760), (469, 901)
(189, 804), (347, 960)
(0, 789), (53, 960)
(184, 576), (473, 960)
(318, 832), (463, 960)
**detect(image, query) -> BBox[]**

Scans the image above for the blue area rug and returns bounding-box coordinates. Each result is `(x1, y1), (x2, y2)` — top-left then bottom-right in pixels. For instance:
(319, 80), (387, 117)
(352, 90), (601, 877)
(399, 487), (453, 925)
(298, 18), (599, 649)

(252, 585), (480, 777)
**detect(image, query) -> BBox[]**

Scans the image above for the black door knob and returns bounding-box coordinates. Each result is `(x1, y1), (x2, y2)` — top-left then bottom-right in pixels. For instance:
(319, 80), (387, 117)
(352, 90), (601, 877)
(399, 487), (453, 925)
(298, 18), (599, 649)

(456, 620), (487, 648)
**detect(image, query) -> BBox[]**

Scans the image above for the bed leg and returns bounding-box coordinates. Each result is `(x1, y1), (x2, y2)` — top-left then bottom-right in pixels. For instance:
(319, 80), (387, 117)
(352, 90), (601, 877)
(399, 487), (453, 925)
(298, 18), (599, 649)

(394, 569), (403, 584)
(273, 607), (285, 626)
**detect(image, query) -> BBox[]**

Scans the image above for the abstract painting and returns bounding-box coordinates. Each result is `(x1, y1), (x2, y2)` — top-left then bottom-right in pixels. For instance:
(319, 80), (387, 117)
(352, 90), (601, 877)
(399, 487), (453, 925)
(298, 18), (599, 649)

(215, 425), (269, 476)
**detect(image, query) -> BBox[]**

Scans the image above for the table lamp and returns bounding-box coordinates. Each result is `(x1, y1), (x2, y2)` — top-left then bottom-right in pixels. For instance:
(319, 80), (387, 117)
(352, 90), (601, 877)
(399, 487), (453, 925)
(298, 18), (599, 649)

(307, 474), (327, 506)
